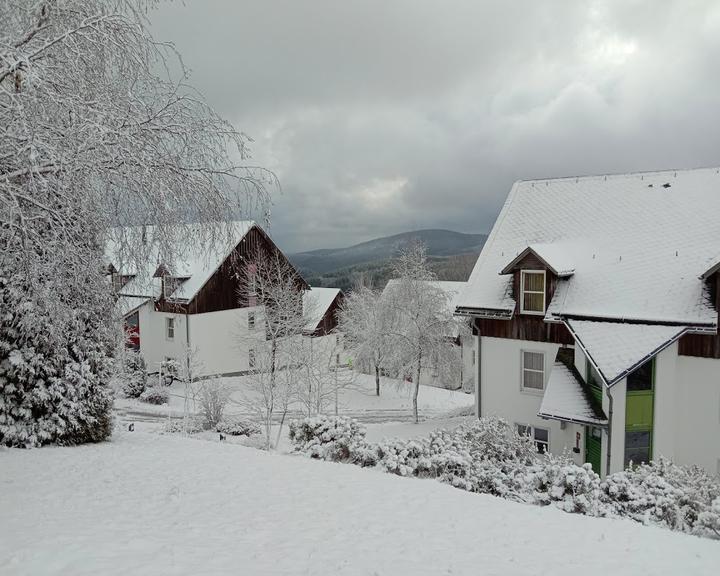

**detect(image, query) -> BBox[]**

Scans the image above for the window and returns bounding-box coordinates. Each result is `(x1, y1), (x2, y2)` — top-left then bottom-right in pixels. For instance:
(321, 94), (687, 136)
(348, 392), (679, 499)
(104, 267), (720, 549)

(520, 270), (546, 314)
(248, 311), (255, 330)
(165, 317), (175, 340)
(627, 359), (653, 391)
(624, 430), (651, 467)
(517, 424), (549, 454)
(521, 351), (544, 391)
(248, 348), (256, 369)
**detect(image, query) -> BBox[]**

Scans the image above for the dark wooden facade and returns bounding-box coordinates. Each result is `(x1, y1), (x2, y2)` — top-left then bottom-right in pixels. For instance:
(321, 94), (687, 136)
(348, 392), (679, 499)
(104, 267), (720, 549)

(474, 253), (573, 345)
(678, 271), (720, 358)
(155, 225), (308, 315)
(308, 291), (344, 337)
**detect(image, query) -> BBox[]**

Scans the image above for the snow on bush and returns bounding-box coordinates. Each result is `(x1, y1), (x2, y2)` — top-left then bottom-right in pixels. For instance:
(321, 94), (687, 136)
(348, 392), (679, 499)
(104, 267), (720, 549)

(289, 414), (719, 539)
(139, 386), (169, 405)
(162, 418), (204, 435)
(0, 275), (114, 448)
(216, 418), (261, 437)
(288, 415), (366, 461)
(120, 352), (147, 398)
(601, 458), (720, 536)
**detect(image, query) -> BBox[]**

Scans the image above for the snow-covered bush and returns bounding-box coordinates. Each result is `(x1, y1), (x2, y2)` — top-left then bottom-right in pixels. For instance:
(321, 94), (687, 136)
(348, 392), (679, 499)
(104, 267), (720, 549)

(289, 415), (366, 461)
(0, 274), (114, 448)
(160, 358), (181, 385)
(162, 418), (204, 435)
(139, 386), (169, 405)
(120, 352), (147, 398)
(216, 418), (261, 437)
(697, 498), (720, 539)
(197, 379), (230, 429)
(601, 458), (720, 536)
(528, 455), (605, 515)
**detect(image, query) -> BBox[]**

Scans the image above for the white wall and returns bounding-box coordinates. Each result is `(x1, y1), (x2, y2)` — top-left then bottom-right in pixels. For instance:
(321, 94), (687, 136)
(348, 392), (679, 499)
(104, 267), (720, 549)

(479, 336), (579, 460)
(189, 307), (263, 377)
(673, 354), (720, 474)
(137, 305), (188, 374)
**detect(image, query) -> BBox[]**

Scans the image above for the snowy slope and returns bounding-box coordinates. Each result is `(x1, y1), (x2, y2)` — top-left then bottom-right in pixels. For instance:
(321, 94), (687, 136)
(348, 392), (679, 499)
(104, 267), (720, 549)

(1, 432), (718, 576)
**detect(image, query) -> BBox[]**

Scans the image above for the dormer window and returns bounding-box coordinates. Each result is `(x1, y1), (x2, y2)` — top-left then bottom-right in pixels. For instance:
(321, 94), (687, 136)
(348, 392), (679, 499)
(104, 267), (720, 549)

(520, 270), (546, 314)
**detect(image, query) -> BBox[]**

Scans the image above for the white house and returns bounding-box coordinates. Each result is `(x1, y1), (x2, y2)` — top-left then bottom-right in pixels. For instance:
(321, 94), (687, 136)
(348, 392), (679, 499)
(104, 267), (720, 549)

(302, 286), (348, 368)
(456, 167), (720, 476)
(107, 221), (309, 379)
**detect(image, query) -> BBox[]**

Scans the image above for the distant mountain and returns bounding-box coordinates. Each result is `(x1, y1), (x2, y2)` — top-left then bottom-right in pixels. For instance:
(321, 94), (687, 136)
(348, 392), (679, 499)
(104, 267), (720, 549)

(289, 229), (487, 291)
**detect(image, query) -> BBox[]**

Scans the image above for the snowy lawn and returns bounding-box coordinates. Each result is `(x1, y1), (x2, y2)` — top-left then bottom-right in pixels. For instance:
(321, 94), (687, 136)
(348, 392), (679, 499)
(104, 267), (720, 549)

(1, 432), (718, 576)
(115, 369), (473, 423)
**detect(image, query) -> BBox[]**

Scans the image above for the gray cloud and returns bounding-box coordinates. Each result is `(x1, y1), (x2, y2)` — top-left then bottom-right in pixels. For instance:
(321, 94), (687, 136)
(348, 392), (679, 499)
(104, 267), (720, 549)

(150, 0), (720, 252)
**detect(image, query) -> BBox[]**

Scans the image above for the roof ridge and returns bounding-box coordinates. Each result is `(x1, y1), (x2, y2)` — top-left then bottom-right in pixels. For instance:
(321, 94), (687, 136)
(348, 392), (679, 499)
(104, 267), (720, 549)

(518, 165), (720, 186)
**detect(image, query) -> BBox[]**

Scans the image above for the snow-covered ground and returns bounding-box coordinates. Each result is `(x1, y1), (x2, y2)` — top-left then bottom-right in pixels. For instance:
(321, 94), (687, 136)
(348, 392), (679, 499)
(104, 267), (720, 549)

(1, 431), (718, 576)
(115, 370), (474, 425)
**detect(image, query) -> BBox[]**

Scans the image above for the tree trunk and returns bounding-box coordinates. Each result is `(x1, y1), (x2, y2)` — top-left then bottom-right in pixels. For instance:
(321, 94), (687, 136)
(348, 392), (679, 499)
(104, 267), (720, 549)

(413, 354), (422, 424)
(375, 365), (381, 396)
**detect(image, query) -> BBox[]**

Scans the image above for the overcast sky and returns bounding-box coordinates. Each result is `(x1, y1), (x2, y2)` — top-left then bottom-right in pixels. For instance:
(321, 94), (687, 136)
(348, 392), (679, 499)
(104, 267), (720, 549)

(150, 1), (720, 252)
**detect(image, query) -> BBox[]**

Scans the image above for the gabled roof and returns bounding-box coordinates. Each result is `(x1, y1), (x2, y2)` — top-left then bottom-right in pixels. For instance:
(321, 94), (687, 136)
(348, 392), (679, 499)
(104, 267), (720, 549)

(458, 167), (720, 326)
(303, 287), (342, 333)
(500, 243), (577, 277)
(565, 319), (688, 386)
(538, 362), (608, 426)
(106, 221), (255, 302)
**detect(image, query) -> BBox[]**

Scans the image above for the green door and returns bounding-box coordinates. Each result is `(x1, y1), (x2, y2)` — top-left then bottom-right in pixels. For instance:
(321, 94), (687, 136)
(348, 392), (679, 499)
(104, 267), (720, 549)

(585, 426), (602, 475)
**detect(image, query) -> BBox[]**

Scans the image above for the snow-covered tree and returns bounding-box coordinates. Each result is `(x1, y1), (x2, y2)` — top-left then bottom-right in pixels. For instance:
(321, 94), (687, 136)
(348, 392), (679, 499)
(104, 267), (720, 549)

(235, 249), (307, 449)
(383, 241), (465, 423)
(338, 284), (397, 396)
(0, 1), (274, 446)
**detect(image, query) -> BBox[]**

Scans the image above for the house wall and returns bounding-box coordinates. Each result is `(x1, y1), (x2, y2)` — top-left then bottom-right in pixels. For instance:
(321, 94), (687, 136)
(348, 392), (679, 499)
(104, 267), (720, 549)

(673, 355), (720, 474)
(137, 307), (188, 373)
(479, 336), (580, 463)
(605, 378), (627, 475)
(189, 307), (264, 378)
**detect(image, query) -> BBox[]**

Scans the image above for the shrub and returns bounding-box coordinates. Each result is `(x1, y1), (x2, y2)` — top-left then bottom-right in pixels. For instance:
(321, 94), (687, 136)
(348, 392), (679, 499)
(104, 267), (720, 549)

(162, 417), (204, 434)
(160, 358), (181, 385)
(197, 379), (230, 429)
(139, 386), (169, 405)
(601, 458), (720, 535)
(289, 415), (366, 461)
(529, 455), (605, 515)
(121, 352), (147, 398)
(216, 418), (261, 437)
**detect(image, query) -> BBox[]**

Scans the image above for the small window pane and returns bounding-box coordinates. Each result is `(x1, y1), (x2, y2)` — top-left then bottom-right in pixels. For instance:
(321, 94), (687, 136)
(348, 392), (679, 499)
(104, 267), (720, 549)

(534, 428), (549, 443)
(624, 431), (651, 467)
(524, 370), (544, 389)
(523, 292), (544, 312)
(627, 360), (653, 391)
(525, 272), (545, 291)
(517, 424), (530, 436)
(524, 351), (543, 371)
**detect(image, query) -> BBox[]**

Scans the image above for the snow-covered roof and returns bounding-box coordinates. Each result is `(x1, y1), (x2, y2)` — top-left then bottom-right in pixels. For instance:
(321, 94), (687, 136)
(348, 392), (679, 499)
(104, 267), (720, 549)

(565, 319), (688, 386)
(303, 287), (342, 333)
(538, 362), (607, 426)
(114, 295), (151, 319)
(458, 167), (720, 325)
(106, 221), (255, 302)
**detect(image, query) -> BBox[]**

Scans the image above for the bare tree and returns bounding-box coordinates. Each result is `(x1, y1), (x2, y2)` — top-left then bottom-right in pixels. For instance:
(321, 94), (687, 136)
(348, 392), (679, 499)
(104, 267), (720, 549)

(338, 284), (397, 396)
(296, 330), (354, 416)
(384, 241), (465, 423)
(235, 249), (306, 449)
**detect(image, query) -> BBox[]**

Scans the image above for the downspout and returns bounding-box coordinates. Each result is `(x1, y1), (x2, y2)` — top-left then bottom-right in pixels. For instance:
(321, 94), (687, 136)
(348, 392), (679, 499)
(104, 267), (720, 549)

(476, 321), (482, 419)
(605, 385), (614, 477)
